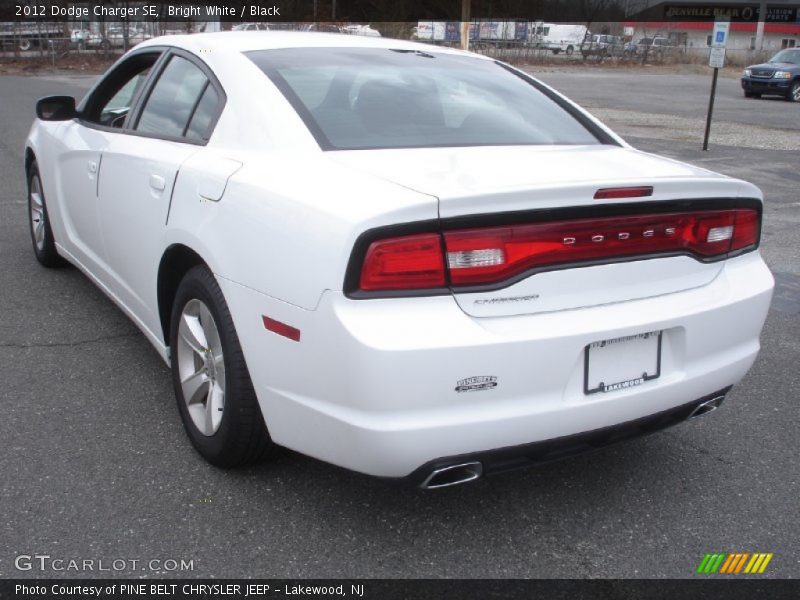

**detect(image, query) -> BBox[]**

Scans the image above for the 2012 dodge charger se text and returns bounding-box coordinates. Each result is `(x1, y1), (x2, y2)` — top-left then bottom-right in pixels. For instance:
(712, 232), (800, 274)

(25, 33), (774, 488)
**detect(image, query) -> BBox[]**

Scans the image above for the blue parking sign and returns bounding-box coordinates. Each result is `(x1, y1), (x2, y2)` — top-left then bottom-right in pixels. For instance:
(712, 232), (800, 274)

(715, 31), (725, 43)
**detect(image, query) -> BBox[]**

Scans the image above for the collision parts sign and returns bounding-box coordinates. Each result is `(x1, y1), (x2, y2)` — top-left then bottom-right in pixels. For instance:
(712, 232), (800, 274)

(664, 4), (800, 22)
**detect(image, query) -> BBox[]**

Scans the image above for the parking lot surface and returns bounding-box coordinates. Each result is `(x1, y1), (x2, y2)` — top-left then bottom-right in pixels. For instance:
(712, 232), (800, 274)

(0, 69), (798, 578)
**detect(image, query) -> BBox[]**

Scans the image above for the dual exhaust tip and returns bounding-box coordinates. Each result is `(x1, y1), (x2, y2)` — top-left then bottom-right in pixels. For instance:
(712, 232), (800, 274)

(419, 394), (727, 490)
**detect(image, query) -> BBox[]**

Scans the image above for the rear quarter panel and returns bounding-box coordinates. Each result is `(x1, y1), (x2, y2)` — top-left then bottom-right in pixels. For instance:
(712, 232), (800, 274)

(165, 149), (438, 311)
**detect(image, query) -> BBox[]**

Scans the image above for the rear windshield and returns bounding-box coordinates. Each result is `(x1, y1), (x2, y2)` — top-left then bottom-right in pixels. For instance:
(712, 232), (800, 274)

(247, 48), (602, 150)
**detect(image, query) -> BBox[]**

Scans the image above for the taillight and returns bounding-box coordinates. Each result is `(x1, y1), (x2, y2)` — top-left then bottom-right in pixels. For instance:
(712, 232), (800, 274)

(731, 209), (759, 252)
(359, 233), (446, 291)
(355, 208), (759, 293)
(594, 186), (653, 200)
(444, 209), (758, 286)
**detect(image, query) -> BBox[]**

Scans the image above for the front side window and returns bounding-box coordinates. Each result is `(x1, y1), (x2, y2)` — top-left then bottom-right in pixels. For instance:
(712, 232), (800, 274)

(81, 52), (160, 127)
(136, 55), (218, 140)
(248, 48), (602, 150)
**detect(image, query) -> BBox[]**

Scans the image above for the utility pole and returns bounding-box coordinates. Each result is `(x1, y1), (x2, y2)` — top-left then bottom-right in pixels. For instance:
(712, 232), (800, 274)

(460, 0), (470, 51)
(754, 0), (767, 51)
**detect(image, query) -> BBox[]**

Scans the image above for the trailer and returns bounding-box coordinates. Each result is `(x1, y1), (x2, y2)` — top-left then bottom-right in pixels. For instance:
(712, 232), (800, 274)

(414, 21), (459, 43)
(415, 20), (528, 45)
(474, 20), (528, 44)
(0, 21), (63, 51)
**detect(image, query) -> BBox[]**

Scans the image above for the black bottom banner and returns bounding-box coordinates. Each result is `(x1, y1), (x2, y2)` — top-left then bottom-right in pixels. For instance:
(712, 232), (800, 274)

(2, 579), (799, 600)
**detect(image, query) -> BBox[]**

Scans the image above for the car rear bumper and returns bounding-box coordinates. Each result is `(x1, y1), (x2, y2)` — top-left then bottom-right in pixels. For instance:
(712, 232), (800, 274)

(219, 252), (773, 479)
(399, 387), (732, 487)
(741, 76), (792, 94)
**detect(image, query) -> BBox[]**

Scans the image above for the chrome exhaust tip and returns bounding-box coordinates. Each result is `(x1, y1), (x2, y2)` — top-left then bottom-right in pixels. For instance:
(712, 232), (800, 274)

(688, 395), (726, 419)
(420, 462), (483, 490)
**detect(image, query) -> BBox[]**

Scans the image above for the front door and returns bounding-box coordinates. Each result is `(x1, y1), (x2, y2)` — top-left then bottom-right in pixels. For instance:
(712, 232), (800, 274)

(96, 52), (223, 336)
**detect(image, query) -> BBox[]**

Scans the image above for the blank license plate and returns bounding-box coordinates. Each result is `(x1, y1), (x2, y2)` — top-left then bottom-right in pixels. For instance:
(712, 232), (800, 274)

(584, 331), (662, 395)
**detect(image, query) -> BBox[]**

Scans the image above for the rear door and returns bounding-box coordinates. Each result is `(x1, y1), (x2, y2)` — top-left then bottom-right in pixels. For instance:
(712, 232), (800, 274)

(97, 50), (224, 334)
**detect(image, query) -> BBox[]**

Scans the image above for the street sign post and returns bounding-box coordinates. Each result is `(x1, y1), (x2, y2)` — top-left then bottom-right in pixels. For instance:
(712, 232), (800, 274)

(709, 47), (726, 69)
(703, 19), (730, 151)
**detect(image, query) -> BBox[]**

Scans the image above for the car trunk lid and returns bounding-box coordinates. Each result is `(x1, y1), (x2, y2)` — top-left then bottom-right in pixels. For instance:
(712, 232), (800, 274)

(333, 145), (754, 317)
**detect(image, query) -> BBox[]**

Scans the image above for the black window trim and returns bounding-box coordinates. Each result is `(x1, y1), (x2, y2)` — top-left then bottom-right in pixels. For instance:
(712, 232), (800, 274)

(76, 46), (227, 147)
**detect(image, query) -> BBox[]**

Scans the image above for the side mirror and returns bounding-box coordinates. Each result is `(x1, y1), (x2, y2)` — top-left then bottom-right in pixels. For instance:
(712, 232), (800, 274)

(36, 96), (77, 121)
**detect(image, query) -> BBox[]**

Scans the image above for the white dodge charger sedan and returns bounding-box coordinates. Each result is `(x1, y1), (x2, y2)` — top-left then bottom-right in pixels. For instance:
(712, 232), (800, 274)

(25, 32), (774, 488)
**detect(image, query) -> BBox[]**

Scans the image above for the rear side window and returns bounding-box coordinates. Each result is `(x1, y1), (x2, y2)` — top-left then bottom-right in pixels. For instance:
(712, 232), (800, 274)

(185, 84), (220, 141)
(136, 55), (220, 140)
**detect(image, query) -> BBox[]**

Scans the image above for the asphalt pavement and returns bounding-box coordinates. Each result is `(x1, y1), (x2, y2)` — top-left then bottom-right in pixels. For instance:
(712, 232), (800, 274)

(0, 69), (798, 579)
(536, 67), (800, 132)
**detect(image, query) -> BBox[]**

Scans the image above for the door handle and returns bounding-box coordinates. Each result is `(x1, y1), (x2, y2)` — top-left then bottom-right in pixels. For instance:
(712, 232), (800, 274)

(149, 174), (166, 191)
(87, 161), (98, 174)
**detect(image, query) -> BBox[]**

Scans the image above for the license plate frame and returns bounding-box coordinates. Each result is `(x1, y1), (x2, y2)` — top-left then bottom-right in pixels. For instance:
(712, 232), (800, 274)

(583, 331), (662, 395)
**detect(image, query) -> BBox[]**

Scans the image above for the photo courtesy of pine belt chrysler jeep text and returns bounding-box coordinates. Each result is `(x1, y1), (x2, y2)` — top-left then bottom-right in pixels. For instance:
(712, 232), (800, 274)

(25, 32), (774, 489)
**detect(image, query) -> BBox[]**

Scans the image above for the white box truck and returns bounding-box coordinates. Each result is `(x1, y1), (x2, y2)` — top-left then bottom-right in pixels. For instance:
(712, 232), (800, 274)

(533, 23), (589, 55)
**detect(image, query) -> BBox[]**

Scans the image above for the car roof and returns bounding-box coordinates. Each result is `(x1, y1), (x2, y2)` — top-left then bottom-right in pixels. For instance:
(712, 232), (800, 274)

(137, 30), (483, 59)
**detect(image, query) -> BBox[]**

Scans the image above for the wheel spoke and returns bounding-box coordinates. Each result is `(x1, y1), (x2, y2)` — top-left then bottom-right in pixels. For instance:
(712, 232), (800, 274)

(181, 369), (209, 406)
(197, 303), (221, 355)
(179, 312), (208, 356)
(34, 221), (45, 246)
(212, 351), (225, 375)
(204, 383), (224, 434)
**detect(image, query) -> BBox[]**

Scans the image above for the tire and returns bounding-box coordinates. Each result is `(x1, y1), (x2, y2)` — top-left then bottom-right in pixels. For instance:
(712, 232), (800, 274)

(170, 265), (273, 468)
(27, 162), (66, 268)
(552, 48), (560, 55)
(19, 38), (32, 51)
(788, 81), (800, 103)
(566, 45), (574, 55)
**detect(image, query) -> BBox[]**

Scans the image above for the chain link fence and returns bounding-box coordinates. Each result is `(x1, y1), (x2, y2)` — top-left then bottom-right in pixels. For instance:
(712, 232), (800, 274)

(0, 21), (781, 72)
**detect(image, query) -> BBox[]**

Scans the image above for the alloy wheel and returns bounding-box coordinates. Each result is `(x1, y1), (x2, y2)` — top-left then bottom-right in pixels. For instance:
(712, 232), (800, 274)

(176, 299), (226, 436)
(29, 175), (46, 252)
